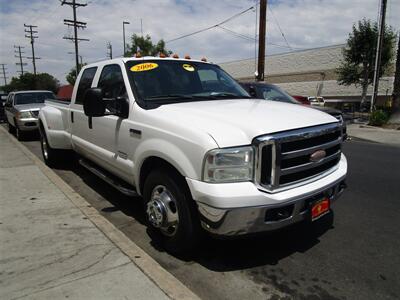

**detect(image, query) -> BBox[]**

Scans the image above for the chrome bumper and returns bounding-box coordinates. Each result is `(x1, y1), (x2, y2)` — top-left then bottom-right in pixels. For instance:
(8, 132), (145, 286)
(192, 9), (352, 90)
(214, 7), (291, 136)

(16, 118), (39, 131)
(197, 179), (346, 236)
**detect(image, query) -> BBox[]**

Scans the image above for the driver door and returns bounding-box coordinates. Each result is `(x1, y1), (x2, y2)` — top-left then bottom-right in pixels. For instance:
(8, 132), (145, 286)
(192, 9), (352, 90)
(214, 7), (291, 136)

(86, 63), (133, 182)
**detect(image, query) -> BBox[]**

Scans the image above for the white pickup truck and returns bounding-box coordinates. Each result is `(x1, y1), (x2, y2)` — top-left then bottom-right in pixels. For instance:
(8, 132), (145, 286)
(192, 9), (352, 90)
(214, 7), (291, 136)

(39, 57), (347, 253)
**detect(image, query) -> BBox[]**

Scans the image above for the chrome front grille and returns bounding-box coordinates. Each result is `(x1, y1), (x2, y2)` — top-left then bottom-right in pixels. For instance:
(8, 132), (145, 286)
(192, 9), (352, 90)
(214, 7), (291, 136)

(254, 123), (342, 192)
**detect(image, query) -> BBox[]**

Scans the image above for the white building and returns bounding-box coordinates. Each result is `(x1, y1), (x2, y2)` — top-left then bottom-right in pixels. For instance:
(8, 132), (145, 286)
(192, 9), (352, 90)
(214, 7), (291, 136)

(220, 44), (395, 106)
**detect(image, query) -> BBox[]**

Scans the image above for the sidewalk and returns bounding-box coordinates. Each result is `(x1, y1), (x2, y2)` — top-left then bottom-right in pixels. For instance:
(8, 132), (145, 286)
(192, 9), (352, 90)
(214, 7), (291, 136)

(0, 127), (198, 300)
(347, 123), (400, 146)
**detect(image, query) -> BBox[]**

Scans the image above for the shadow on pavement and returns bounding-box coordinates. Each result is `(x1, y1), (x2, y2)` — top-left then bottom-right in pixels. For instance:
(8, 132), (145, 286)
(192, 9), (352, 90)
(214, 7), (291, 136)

(190, 213), (334, 272)
(50, 154), (335, 272)
(50, 155), (148, 226)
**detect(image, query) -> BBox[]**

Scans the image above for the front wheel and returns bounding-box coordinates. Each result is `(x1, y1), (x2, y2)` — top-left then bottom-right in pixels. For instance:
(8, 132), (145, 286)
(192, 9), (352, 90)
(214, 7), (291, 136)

(40, 128), (60, 167)
(7, 119), (15, 134)
(143, 168), (202, 254)
(15, 125), (25, 141)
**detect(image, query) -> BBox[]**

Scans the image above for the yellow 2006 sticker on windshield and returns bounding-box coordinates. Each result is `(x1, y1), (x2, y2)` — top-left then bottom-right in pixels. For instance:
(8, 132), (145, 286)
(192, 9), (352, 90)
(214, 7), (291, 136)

(130, 63), (158, 72)
(182, 64), (195, 72)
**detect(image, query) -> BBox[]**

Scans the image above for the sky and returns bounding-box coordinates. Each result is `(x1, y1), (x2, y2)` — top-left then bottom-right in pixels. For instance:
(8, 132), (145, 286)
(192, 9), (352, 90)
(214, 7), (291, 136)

(0, 0), (399, 84)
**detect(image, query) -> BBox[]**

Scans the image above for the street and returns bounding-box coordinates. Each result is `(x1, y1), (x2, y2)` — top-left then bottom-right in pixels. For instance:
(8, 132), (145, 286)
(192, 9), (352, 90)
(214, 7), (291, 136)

(5, 126), (400, 300)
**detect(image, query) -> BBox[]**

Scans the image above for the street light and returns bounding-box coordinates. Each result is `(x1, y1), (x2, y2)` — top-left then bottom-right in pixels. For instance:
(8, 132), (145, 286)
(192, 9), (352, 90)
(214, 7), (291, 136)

(123, 21), (130, 57)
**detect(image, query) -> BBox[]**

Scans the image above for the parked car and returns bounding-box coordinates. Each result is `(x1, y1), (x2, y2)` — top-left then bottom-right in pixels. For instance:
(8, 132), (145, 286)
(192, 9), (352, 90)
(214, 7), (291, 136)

(240, 82), (347, 140)
(292, 95), (310, 105)
(39, 57), (347, 253)
(308, 96), (325, 107)
(4, 90), (56, 140)
(0, 93), (8, 122)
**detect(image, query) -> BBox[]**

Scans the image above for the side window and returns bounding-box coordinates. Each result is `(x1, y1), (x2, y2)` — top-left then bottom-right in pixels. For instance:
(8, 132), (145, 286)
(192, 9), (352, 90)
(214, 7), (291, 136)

(198, 69), (218, 83)
(6, 94), (14, 106)
(198, 69), (219, 92)
(198, 69), (232, 92)
(97, 64), (127, 99)
(75, 67), (97, 105)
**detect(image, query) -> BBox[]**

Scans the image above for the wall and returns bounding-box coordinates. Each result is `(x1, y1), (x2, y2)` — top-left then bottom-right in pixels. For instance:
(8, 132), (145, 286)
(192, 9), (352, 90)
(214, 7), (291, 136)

(220, 44), (395, 100)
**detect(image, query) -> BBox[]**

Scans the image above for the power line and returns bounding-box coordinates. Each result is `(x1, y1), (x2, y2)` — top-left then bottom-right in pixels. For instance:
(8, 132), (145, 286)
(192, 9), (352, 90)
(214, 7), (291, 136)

(14, 45), (28, 75)
(24, 24), (40, 76)
(217, 25), (255, 41)
(61, 0), (89, 76)
(0, 64), (8, 86)
(166, 6), (255, 43)
(216, 25), (302, 50)
(268, 4), (292, 51)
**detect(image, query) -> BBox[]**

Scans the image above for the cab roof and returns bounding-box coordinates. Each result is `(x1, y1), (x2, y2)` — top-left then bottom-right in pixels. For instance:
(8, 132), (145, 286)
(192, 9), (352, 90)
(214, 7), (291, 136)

(85, 56), (212, 68)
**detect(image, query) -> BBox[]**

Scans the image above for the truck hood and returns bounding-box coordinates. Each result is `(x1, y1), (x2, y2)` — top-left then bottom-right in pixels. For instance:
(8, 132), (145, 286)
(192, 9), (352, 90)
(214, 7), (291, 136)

(153, 99), (339, 148)
(15, 103), (45, 111)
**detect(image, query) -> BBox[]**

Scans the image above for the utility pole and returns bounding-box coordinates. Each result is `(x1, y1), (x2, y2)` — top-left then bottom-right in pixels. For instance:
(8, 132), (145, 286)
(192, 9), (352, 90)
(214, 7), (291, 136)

(106, 42), (113, 59)
(123, 21), (130, 56)
(0, 64), (8, 86)
(140, 18), (143, 37)
(24, 24), (40, 76)
(392, 35), (400, 111)
(371, 0), (387, 112)
(14, 45), (27, 75)
(62, 0), (89, 76)
(256, 0), (267, 81)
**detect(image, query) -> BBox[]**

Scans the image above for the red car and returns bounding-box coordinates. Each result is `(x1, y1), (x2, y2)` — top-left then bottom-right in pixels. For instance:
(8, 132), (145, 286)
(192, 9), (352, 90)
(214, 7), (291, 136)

(292, 95), (310, 105)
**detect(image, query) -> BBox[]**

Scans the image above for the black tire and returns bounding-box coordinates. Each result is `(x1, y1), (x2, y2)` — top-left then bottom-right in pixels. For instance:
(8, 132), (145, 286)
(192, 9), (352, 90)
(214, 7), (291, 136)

(143, 168), (202, 254)
(15, 124), (25, 141)
(7, 119), (15, 134)
(39, 127), (60, 167)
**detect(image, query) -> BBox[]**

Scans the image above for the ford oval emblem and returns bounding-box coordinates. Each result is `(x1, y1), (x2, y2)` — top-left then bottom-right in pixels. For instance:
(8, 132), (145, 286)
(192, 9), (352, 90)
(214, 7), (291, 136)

(310, 150), (326, 162)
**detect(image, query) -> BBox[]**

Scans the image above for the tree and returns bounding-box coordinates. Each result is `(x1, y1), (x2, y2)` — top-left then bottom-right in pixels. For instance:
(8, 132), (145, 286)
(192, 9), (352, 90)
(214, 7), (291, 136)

(66, 63), (86, 85)
(125, 34), (172, 57)
(1, 73), (59, 94)
(336, 19), (396, 103)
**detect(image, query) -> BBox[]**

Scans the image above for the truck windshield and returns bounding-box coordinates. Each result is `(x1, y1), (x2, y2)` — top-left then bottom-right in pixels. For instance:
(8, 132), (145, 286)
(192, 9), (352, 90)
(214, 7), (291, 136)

(14, 92), (55, 105)
(126, 60), (249, 104)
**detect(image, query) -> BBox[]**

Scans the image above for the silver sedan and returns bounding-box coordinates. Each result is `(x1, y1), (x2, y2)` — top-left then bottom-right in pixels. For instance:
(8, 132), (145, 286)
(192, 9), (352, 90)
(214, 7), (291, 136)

(4, 90), (56, 140)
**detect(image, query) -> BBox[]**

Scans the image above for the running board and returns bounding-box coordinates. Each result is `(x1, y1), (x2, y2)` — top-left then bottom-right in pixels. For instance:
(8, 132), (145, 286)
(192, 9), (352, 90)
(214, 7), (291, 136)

(79, 159), (138, 197)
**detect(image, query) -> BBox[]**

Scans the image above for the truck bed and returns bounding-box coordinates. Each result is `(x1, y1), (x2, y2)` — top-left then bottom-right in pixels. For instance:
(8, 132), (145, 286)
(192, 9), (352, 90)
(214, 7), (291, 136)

(40, 98), (72, 149)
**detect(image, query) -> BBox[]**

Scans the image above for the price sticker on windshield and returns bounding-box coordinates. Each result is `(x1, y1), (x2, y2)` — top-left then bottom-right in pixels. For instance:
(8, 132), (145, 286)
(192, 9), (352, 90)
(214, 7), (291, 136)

(130, 63), (158, 72)
(182, 64), (195, 72)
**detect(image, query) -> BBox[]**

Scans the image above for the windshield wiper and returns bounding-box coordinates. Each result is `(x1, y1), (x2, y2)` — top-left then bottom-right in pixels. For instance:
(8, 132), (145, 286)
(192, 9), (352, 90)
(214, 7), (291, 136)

(145, 94), (194, 101)
(208, 92), (250, 99)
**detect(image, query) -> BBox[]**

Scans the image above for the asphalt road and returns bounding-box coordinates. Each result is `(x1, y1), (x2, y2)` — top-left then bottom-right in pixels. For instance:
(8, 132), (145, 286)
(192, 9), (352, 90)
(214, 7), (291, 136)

(5, 126), (400, 300)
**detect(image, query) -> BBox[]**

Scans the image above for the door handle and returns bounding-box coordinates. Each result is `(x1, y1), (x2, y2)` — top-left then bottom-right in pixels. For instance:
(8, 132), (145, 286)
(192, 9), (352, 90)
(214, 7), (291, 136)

(71, 111), (74, 123)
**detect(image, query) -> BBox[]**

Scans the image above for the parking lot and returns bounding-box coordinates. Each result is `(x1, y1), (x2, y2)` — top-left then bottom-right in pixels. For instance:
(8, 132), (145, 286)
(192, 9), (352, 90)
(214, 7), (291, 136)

(3, 124), (399, 300)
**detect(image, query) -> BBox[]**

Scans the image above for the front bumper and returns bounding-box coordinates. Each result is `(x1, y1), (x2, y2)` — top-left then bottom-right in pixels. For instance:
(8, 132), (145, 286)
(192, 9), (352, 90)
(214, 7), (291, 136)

(16, 118), (39, 131)
(186, 154), (347, 236)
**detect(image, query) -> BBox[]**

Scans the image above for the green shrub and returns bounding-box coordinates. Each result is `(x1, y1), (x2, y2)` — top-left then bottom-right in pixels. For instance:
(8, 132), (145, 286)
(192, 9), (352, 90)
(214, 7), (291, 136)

(369, 109), (389, 126)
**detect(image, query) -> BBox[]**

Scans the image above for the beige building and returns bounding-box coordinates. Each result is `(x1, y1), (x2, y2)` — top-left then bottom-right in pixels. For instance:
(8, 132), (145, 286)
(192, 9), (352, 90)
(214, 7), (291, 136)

(220, 44), (395, 106)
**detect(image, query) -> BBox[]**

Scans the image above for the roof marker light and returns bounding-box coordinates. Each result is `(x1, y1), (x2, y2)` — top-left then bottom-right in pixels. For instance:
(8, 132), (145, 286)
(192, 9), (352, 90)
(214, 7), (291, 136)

(159, 52), (166, 58)
(184, 55), (191, 59)
(172, 53), (179, 59)
(201, 57), (207, 62)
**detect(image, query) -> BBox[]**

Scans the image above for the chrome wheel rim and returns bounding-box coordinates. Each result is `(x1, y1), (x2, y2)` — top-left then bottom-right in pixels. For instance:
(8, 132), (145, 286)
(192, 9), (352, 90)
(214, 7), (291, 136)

(41, 135), (49, 160)
(146, 185), (179, 237)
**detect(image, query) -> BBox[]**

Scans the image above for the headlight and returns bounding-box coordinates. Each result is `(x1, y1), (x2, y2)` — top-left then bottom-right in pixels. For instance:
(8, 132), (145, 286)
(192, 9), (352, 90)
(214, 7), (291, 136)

(17, 111), (32, 119)
(202, 146), (254, 183)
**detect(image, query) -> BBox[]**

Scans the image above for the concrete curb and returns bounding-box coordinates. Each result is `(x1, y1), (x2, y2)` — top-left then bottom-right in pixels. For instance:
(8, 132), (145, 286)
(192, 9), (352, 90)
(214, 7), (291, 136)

(0, 126), (200, 300)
